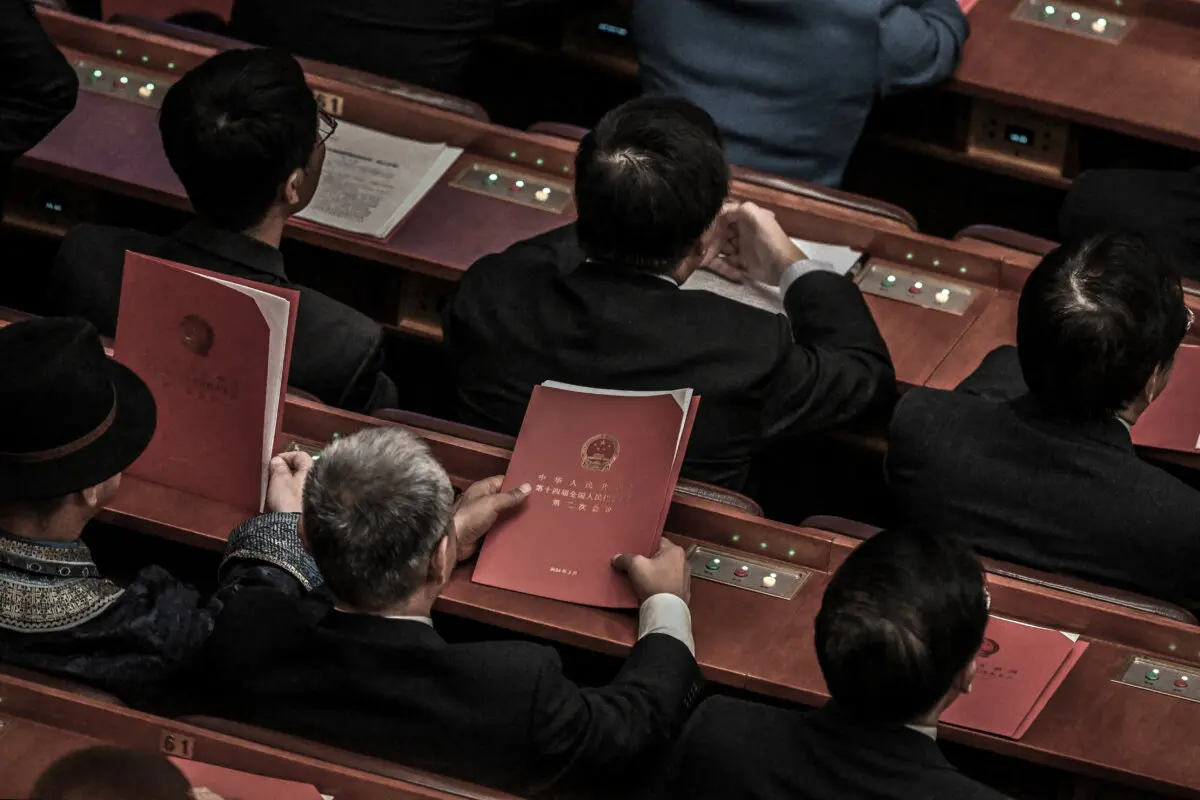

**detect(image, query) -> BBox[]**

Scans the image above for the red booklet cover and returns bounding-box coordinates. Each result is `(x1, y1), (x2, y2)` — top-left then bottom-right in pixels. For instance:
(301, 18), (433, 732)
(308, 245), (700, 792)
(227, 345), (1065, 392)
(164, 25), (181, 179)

(941, 616), (1089, 739)
(473, 382), (699, 608)
(169, 758), (323, 800)
(113, 252), (298, 516)
(1133, 344), (1200, 454)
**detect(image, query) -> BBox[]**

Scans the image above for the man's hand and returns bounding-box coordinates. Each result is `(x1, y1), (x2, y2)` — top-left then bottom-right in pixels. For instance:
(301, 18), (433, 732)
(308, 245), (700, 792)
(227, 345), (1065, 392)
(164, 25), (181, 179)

(716, 202), (806, 285)
(453, 477), (531, 561)
(265, 451), (313, 514)
(612, 538), (691, 604)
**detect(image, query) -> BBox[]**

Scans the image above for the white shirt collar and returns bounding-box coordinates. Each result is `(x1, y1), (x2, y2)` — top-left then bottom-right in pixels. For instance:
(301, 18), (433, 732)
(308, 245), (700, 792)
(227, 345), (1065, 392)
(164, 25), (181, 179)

(333, 607), (434, 627)
(905, 723), (938, 741)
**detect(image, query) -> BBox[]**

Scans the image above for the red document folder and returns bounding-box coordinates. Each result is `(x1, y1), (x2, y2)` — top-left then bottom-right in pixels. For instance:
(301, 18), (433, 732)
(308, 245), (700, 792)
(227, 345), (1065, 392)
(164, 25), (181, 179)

(169, 758), (323, 800)
(113, 253), (298, 516)
(1132, 344), (1200, 454)
(940, 616), (1089, 739)
(473, 383), (699, 608)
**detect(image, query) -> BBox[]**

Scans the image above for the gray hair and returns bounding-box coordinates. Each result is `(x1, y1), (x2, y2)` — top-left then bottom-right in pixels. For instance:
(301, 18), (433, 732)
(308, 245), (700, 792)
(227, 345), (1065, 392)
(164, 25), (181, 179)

(302, 426), (454, 611)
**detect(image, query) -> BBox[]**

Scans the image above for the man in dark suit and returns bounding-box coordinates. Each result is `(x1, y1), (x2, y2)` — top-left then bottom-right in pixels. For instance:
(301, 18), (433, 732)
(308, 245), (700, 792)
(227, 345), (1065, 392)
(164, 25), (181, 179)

(668, 528), (1007, 800)
(229, 0), (557, 96)
(888, 234), (1200, 614)
(194, 426), (702, 797)
(50, 49), (395, 413)
(0, 1), (77, 221)
(1061, 167), (1200, 280)
(445, 97), (894, 490)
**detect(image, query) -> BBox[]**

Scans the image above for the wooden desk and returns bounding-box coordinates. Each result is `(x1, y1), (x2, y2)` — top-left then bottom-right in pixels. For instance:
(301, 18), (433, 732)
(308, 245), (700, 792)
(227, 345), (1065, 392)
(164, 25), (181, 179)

(953, 0), (1200, 154)
(58, 392), (1200, 796)
(14, 10), (1043, 386)
(0, 675), (488, 800)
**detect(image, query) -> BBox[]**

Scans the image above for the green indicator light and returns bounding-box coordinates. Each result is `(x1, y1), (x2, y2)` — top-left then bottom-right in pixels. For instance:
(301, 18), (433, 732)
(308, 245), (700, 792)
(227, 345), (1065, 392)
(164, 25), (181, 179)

(92, 69), (102, 79)
(141, 55), (150, 63)
(116, 48), (123, 56)
(145, 83), (155, 91)
(515, 180), (526, 189)
(933, 259), (941, 267)
(487, 173), (498, 183)
(705, 558), (721, 571)
(562, 166), (570, 173)
(509, 151), (518, 160)
(119, 76), (129, 85)
(536, 158), (545, 166)
(167, 61), (176, 70)
(959, 266), (968, 274)
(886, 274), (897, 284)
(759, 542), (768, 550)
(1044, 4), (1055, 14)
(905, 253), (914, 260)
(787, 549), (796, 558)
(731, 534), (740, 542)
(1147, 669), (1161, 681)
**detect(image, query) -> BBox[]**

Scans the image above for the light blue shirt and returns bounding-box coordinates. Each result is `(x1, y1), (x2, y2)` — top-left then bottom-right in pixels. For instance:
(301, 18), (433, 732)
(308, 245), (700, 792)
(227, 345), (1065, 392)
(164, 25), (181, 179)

(633, 0), (969, 187)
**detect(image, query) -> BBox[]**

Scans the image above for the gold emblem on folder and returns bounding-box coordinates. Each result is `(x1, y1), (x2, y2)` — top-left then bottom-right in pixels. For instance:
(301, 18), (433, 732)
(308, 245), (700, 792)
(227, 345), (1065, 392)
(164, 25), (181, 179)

(581, 434), (620, 472)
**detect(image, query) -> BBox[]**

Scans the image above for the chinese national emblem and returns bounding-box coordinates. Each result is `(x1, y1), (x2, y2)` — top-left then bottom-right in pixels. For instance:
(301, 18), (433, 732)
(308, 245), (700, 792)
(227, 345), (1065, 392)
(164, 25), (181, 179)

(179, 314), (215, 357)
(978, 638), (1000, 658)
(581, 434), (620, 471)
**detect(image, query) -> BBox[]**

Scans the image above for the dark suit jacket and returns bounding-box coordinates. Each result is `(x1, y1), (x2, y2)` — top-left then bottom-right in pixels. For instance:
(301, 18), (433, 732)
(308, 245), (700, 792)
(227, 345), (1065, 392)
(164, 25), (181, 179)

(668, 698), (1008, 800)
(195, 577), (703, 796)
(50, 219), (397, 412)
(230, 0), (555, 96)
(0, 2), (78, 218)
(1061, 167), (1200, 280)
(444, 225), (894, 489)
(887, 346), (1200, 615)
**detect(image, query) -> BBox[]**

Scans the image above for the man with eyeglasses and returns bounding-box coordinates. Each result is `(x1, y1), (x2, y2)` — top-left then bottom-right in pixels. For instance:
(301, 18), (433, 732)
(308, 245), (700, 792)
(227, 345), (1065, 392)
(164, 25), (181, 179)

(888, 234), (1200, 617)
(50, 49), (396, 413)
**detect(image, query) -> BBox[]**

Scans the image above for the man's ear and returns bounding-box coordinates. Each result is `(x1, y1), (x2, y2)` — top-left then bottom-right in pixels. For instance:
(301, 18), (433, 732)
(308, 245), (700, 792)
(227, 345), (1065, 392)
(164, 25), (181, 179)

(429, 534), (454, 586)
(79, 485), (101, 510)
(953, 658), (978, 695)
(283, 168), (306, 206)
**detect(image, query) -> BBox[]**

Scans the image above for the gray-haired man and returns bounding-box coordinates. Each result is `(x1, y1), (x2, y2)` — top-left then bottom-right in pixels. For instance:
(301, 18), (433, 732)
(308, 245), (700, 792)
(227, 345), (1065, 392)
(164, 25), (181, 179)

(196, 426), (701, 797)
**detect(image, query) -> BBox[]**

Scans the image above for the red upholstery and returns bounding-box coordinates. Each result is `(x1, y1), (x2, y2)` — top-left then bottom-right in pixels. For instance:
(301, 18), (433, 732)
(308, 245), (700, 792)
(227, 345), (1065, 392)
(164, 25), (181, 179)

(802, 515), (1199, 625)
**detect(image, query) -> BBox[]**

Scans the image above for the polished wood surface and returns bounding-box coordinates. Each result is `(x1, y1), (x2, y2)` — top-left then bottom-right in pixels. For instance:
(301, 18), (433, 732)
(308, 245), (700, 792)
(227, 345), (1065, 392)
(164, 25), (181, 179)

(34, 388), (1189, 795)
(17, 11), (1039, 388)
(0, 675), (480, 800)
(954, 0), (1200, 151)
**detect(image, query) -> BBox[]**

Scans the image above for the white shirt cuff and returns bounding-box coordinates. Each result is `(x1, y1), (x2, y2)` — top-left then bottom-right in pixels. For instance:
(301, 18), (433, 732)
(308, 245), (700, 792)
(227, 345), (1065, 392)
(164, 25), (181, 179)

(637, 593), (695, 656)
(779, 258), (839, 298)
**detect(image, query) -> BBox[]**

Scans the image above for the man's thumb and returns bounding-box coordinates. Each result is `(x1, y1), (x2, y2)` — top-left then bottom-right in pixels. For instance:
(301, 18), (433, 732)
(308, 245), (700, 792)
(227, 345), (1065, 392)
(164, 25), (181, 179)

(489, 483), (532, 512)
(611, 553), (633, 574)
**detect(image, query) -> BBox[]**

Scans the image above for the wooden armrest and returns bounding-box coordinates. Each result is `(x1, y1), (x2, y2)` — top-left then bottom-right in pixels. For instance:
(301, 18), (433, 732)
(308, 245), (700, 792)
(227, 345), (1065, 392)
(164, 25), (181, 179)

(954, 225), (1058, 256)
(674, 479), (763, 516)
(802, 515), (1197, 625)
(527, 121), (589, 143)
(181, 716), (520, 800)
(0, 665), (125, 707)
(732, 167), (918, 232)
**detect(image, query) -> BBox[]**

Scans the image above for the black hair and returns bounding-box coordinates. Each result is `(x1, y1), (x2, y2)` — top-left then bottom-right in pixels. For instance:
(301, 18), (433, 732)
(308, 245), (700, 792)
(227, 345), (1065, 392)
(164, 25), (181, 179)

(574, 96), (729, 273)
(159, 48), (318, 232)
(815, 529), (988, 723)
(1018, 234), (1188, 422)
(32, 746), (191, 800)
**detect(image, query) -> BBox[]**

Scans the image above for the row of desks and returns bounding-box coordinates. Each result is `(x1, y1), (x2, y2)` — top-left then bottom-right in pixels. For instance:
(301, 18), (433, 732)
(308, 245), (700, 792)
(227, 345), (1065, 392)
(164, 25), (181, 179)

(73, 393), (1200, 797)
(19, 10), (1200, 477)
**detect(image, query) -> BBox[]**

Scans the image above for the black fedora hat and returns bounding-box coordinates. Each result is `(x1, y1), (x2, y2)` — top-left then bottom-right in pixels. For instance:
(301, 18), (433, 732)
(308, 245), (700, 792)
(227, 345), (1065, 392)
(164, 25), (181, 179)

(0, 317), (157, 502)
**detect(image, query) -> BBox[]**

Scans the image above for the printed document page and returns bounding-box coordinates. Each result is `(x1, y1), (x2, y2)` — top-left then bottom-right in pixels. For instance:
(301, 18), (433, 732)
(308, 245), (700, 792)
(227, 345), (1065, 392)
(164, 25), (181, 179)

(296, 121), (463, 238)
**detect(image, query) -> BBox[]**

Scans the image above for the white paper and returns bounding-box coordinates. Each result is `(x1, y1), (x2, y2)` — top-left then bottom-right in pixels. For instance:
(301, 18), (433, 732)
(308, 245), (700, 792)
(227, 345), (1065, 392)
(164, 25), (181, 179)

(541, 381), (694, 456)
(296, 121), (463, 239)
(200, 275), (291, 511)
(680, 238), (863, 314)
(994, 615), (1080, 642)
